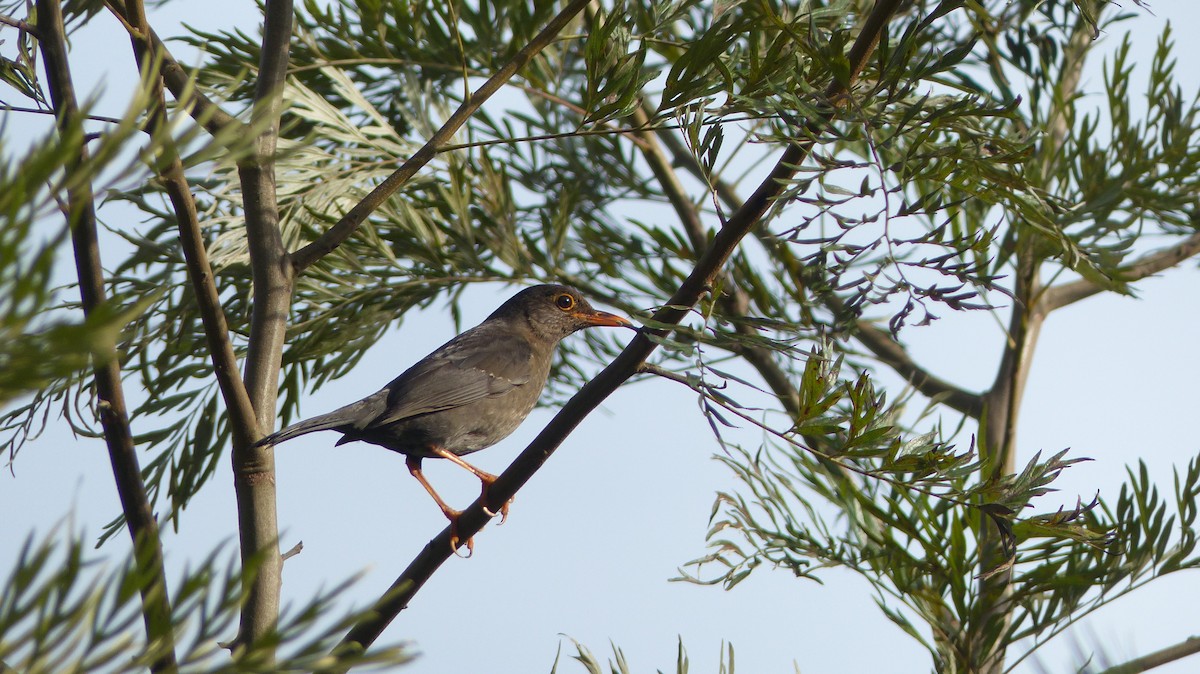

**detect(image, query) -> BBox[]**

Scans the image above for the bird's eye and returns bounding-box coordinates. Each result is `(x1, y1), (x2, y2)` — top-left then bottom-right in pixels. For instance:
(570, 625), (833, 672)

(555, 294), (575, 310)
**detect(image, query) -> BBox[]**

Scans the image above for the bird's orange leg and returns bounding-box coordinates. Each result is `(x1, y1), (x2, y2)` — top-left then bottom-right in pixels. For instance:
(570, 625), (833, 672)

(406, 456), (472, 554)
(428, 446), (512, 523)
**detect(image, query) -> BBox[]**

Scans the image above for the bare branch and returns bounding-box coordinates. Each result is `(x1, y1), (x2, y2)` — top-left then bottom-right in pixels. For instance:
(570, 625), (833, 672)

(281, 541), (304, 562)
(325, 0), (905, 664)
(0, 13), (38, 35)
(106, 0), (242, 135)
(35, 0), (177, 670)
(233, 0), (295, 652)
(163, 165), (260, 426)
(1043, 231), (1200, 312)
(1098, 637), (1200, 674)
(150, 29), (243, 135)
(108, 0), (259, 455)
(289, 0), (594, 272)
(627, 102), (808, 415)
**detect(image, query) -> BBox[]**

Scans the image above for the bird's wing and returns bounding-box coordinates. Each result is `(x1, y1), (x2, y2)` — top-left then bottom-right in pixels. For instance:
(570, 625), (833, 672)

(366, 329), (535, 428)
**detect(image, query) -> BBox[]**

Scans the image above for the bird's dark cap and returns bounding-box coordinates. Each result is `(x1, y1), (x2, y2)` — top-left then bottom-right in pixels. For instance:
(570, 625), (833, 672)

(490, 284), (634, 334)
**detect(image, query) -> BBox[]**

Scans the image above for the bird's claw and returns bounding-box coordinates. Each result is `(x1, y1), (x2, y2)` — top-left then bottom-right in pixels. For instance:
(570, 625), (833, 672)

(448, 517), (474, 557)
(449, 534), (474, 558)
(482, 497), (512, 524)
(480, 481), (512, 524)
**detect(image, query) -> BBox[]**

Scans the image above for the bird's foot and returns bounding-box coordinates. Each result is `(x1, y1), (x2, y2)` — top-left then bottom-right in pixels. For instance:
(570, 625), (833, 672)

(445, 512), (474, 557)
(478, 478), (512, 524)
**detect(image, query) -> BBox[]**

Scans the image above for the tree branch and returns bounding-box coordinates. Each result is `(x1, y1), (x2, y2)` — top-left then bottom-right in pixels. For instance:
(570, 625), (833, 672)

(626, 101), (809, 414)
(106, 0), (242, 136)
(289, 0), (593, 272)
(0, 12), (38, 35)
(325, 0), (904, 665)
(854, 318), (985, 416)
(1042, 230), (1200, 312)
(113, 0), (258, 466)
(969, 14), (1098, 674)
(232, 0), (295, 653)
(35, 0), (177, 670)
(1099, 636), (1200, 674)
(0, 103), (122, 125)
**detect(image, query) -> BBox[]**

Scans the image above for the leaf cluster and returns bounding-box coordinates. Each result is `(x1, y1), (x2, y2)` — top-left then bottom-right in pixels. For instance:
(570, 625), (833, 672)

(0, 528), (411, 673)
(677, 342), (1200, 670)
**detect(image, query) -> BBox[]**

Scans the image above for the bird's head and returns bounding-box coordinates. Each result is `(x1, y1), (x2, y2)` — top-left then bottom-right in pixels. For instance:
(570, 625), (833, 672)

(490, 284), (633, 343)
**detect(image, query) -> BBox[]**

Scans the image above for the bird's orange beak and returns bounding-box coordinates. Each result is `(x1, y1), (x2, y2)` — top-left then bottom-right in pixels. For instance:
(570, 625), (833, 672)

(577, 309), (635, 329)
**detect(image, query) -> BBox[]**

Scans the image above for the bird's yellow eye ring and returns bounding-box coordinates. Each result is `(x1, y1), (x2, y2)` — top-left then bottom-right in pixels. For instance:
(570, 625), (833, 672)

(555, 294), (575, 310)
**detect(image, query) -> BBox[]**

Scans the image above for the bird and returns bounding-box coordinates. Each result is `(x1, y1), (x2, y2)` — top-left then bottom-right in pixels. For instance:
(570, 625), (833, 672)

(256, 284), (633, 550)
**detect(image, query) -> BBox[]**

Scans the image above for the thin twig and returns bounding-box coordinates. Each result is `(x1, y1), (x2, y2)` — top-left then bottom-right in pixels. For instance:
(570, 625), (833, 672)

(35, 0), (178, 670)
(636, 362), (693, 385)
(0, 13), (37, 34)
(1, 104), (123, 124)
(281, 541), (304, 562)
(326, 0), (904, 665)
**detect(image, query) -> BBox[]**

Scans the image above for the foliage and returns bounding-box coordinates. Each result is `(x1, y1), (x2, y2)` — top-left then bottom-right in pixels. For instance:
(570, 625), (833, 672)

(2, 0), (1198, 672)
(0, 528), (410, 673)
(550, 637), (735, 674)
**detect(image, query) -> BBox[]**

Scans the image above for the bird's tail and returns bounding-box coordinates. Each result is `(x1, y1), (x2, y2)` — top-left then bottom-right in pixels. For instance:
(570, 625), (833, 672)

(255, 410), (353, 447)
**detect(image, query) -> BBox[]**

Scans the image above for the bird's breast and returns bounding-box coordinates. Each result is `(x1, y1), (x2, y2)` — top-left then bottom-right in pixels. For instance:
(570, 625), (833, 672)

(446, 379), (544, 454)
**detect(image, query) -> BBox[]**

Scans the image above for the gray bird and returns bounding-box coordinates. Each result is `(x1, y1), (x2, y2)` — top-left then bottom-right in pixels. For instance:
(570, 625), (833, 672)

(257, 284), (632, 548)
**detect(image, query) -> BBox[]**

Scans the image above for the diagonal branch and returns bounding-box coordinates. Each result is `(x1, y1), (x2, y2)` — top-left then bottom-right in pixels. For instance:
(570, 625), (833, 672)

(148, 28), (242, 135)
(850, 316), (985, 417)
(1097, 636), (1200, 674)
(36, 0), (178, 670)
(111, 0), (257, 460)
(105, 0), (241, 135)
(325, 0), (905, 665)
(104, 0), (240, 135)
(626, 101), (804, 415)
(289, 0), (593, 272)
(1042, 230), (1200, 312)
